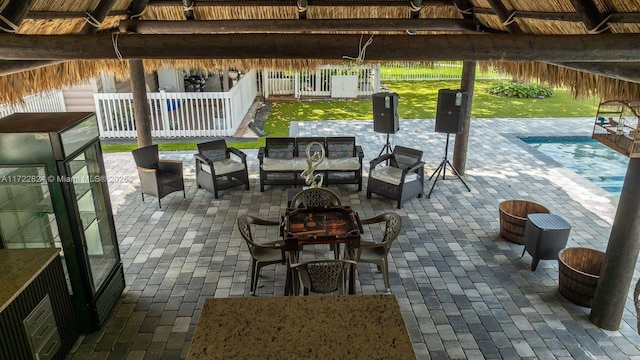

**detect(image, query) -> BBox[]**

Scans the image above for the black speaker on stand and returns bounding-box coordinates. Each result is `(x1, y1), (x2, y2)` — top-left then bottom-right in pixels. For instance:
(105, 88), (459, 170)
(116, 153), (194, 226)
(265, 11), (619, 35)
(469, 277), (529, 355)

(372, 92), (399, 157)
(428, 89), (471, 198)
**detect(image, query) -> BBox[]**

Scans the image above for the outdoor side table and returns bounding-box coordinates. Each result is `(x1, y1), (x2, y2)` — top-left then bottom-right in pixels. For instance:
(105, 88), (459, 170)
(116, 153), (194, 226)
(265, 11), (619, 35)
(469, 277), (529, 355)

(522, 213), (571, 271)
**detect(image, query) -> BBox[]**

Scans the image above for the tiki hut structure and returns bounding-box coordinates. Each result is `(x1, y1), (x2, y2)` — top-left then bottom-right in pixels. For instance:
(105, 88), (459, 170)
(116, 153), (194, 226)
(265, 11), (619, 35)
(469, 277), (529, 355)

(2, 0), (640, 338)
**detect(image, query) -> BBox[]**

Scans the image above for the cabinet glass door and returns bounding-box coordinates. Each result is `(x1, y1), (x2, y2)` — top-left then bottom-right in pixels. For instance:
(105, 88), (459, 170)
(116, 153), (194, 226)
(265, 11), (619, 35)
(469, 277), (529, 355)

(0, 166), (59, 249)
(67, 145), (117, 292)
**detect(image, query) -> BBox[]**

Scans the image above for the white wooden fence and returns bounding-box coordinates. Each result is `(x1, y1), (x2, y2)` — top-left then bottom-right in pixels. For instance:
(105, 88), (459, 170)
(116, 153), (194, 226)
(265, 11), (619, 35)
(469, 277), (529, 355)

(0, 90), (66, 118)
(95, 70), (258, 138)
(262, 65), (381, 98)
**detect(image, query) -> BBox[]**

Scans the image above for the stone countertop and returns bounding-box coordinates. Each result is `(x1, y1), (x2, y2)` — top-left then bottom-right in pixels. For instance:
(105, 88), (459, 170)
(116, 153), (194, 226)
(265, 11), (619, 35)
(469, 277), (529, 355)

(188, 294), (416, 360)
(0, 248), (60, 313)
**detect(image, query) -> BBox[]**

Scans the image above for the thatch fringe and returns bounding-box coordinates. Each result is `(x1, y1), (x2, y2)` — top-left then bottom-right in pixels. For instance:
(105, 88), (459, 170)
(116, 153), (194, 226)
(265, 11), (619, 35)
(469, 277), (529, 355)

(0, 60), (127, 105)
(491, 61), (640, 100)
(3, 58), (640, 104)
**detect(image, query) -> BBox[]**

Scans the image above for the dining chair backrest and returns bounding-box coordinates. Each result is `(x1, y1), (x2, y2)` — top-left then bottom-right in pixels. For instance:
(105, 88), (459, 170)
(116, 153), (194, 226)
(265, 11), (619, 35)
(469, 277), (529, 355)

(290, 187), (342, 208)
(291, 259), (356, 294)
(379, 212), (402, 249)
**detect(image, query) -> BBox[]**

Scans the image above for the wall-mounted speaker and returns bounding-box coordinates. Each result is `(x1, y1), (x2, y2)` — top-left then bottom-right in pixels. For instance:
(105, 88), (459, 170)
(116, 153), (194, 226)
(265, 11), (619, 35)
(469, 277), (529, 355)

(372, 92), (399, 134)
(435, 89), (467, 134)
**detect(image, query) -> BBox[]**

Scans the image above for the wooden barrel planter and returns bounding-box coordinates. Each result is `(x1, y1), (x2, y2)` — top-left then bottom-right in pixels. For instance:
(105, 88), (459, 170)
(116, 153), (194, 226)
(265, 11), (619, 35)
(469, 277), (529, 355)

(558, 247), (605, 307)
(499, 200), (550, 244)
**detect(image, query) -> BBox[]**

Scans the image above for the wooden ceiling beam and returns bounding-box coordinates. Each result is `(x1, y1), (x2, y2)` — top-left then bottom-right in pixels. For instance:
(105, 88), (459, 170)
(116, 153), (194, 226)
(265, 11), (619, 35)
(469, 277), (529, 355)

(0, 0), (37, 31)
(118, 18), (478, 33)
(0, 33), (639, 62)
(569, 0), (610, 33)
(81, 0), (119, 34)
(297, 0), (308, 19)
(486, 0), (523, 34)
(182, 0), (195, 21)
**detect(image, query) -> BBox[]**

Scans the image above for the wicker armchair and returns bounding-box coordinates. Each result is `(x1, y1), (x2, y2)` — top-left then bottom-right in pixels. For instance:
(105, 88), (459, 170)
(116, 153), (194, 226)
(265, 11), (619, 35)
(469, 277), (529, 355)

(367, 145), (424, 209)
(131, 144), (185, 209)
(195, 139), (249, 199)
(237, 215), (286, 295)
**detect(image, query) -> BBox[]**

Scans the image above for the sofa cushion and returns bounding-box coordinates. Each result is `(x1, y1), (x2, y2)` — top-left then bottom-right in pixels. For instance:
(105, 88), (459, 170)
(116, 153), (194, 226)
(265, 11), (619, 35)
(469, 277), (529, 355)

(292, 158), (311, 171)
(201, 158), (245, 176)
(262, 158), (295, 171)
(327, 142), (354, 158)
(324, 158), (360, 171)
(268, 144), (294, 159)
(370, 166), (418, 186)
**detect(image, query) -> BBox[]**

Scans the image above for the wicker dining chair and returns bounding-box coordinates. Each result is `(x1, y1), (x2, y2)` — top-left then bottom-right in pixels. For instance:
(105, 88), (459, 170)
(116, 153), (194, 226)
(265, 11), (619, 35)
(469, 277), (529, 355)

(237, 215), (286, 295)
(290, 187), (342, 208)
(354, 212), (402, 293)
(290, 259), (356, 295)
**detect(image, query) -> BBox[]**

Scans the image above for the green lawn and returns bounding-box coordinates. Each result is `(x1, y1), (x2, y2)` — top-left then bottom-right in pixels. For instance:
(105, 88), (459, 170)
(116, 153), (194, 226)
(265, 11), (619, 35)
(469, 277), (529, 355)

(268, 80), (600, 121)
(102, 80), (600, 152)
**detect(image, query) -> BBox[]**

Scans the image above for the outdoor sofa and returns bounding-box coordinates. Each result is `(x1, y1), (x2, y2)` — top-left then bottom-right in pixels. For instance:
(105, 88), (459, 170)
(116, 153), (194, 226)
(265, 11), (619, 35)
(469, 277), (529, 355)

(258, 137), (364, 191)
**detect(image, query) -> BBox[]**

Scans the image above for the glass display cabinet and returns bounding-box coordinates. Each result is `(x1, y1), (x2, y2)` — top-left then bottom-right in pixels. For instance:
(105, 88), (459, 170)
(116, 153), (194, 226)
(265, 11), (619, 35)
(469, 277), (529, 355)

(0, 112), (124, 333)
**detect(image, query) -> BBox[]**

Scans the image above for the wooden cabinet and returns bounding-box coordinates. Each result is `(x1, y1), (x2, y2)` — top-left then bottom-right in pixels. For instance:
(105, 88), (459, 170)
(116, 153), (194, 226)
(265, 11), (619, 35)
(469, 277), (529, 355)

(0, 249), (78, 360)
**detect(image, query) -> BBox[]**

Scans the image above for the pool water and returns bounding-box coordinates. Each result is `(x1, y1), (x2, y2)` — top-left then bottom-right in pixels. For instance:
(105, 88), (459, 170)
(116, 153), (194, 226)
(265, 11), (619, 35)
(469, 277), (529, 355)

(521, 136), (628, 198)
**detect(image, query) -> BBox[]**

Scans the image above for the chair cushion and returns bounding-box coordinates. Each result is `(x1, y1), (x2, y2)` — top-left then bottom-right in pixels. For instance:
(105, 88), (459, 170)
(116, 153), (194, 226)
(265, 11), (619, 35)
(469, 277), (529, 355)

(262, 158), (295, 171)
(370, 166), (418, 186)
(201, 158), (245, 176)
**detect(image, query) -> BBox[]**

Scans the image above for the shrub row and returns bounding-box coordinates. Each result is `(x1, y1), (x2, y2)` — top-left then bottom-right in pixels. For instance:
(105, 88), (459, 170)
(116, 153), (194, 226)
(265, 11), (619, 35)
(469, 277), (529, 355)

(488, 81), (554, 98)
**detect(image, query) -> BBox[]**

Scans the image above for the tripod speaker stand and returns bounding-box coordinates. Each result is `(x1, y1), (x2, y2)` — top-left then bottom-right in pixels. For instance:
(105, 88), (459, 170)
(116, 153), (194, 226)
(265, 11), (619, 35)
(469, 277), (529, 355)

(378, 133), (393, 157)
(427, 132), (471, 198)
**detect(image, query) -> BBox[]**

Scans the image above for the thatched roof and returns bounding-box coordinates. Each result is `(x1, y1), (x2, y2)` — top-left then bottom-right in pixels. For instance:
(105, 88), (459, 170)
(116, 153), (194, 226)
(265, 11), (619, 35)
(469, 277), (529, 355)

(2, 0), (640, 103)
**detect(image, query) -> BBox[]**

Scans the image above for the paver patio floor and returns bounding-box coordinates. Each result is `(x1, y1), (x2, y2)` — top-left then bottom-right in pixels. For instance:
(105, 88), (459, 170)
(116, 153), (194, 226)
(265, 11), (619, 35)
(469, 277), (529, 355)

(69, 118), (640, 359)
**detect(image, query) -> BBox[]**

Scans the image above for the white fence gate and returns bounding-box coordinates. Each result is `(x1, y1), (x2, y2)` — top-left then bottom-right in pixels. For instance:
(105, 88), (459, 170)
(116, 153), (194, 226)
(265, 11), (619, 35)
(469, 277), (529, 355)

(263, 65), (381, 99)
(95, 70), (258, 138)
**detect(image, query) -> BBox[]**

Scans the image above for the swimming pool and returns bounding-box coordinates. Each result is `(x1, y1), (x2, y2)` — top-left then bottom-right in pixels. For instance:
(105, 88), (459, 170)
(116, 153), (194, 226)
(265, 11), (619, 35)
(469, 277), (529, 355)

(521, 136), (629, 197)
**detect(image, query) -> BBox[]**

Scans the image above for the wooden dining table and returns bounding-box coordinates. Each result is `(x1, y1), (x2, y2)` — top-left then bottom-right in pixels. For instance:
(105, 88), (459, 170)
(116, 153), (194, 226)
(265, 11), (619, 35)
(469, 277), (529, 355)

(281, 206), (362, 295)
(187, 295), (417, 360)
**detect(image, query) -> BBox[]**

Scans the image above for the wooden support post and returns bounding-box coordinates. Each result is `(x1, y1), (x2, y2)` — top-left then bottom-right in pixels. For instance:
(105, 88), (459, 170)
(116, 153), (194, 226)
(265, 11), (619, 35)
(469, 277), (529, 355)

(452, 61), (475, 175)
(590, 157), (640, 330)
(129, 59), (152, 148)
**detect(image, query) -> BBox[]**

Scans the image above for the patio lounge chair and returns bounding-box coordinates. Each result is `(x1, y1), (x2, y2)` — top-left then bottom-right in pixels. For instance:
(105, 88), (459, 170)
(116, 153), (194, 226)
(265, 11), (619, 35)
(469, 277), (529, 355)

(131, 144), (185, 209)
(367, 145), (424, 209)
(195, 139), (249, 199)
